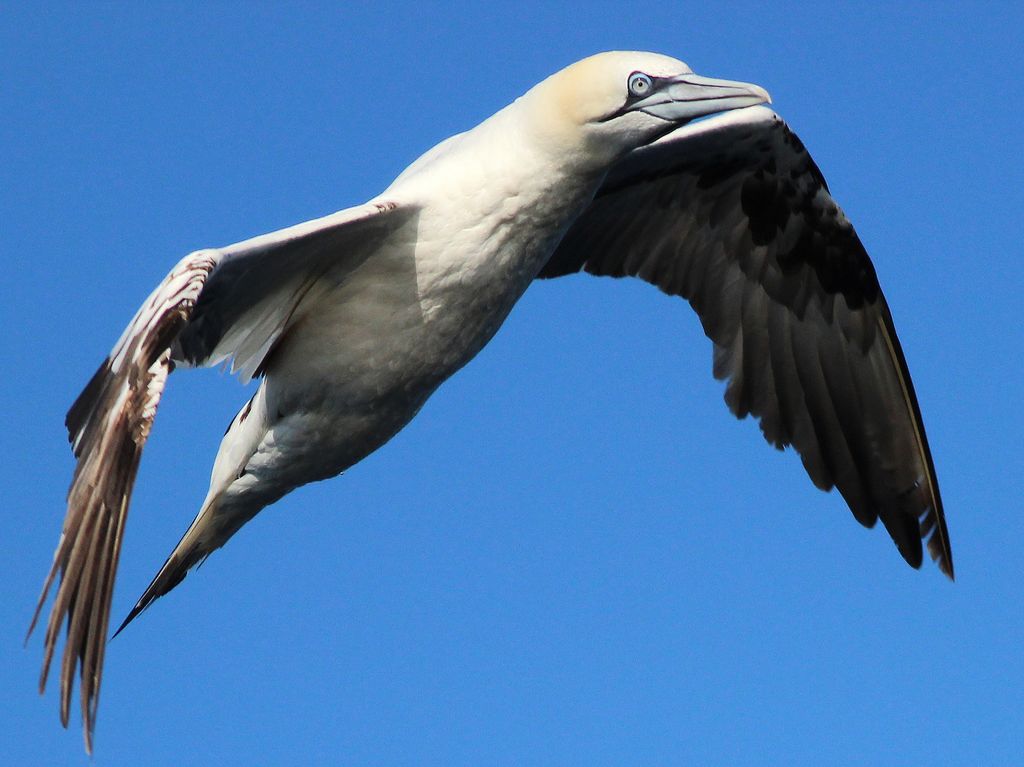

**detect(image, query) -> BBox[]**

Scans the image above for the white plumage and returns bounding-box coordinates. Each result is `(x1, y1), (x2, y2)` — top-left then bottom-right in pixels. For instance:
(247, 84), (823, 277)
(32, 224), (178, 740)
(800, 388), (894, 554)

(31, 51), (951, 753)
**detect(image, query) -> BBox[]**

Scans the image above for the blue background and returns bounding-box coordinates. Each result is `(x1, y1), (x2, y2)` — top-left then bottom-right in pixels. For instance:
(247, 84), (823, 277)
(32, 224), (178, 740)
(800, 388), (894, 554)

(4, 3), (1022, 764)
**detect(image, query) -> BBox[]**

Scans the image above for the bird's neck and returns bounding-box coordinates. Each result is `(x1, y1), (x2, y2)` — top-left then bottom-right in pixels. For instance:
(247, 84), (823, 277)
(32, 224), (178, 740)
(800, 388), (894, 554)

(390, 102), (610, 238)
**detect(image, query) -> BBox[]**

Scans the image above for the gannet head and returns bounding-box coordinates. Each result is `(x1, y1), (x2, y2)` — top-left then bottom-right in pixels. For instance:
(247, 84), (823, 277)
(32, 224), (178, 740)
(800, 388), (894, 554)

(520, 51), (771, 164)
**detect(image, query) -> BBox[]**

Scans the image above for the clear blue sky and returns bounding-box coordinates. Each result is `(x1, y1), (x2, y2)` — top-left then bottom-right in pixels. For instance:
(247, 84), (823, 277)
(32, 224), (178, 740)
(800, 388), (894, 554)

(3, 3), (1022, 764)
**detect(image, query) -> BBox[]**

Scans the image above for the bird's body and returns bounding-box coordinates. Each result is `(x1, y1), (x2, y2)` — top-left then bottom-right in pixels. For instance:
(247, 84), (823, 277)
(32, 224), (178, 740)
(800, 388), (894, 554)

(31, 51), (952, 753)
(179, 83), (618, 584)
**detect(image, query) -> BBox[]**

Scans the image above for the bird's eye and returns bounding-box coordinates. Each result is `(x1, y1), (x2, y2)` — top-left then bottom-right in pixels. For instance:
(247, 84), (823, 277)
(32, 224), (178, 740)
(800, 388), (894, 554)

(628, 72), (653, 97)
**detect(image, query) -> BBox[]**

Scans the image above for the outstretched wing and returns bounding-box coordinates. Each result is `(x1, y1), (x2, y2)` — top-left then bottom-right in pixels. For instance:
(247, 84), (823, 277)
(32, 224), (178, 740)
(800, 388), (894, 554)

(29, 199), (409, 753)
(539, 106), (952, 578)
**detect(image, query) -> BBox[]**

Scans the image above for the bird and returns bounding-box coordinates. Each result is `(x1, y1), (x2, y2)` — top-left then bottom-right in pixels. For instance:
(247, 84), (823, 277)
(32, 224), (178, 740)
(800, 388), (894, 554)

(30, 50), (952, 753)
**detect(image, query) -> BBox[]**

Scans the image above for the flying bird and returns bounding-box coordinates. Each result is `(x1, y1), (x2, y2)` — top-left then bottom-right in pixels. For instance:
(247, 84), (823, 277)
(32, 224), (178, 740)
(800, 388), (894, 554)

(30, 51), (952, 752)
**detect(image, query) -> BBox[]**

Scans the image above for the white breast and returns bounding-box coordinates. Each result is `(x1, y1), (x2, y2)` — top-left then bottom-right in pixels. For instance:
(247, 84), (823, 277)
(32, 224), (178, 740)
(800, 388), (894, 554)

(391, 113), (605, 372)
(272, 114), (603, 416)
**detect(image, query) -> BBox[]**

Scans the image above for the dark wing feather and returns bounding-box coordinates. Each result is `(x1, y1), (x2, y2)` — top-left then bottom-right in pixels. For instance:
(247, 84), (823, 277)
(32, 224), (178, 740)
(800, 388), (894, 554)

(539, 106), (952, 577)
(30, 199), (408, 753)
(28, 251), (217, 753)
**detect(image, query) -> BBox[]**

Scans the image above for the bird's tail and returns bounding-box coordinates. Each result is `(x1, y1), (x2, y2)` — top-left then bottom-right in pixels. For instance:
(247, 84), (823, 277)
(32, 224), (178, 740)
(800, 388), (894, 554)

(116, 382), (278, 636)
(112, 496), (221, 637)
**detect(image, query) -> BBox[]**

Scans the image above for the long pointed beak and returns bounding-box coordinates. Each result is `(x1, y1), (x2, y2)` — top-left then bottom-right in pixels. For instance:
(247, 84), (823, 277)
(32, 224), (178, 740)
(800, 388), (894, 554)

(632, 72), (771, 123)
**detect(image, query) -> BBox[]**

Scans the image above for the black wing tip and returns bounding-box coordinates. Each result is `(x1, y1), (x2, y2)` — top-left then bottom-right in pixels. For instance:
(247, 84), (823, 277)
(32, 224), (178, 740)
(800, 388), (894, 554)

(65, 359), (113, 451)
(888, 498), (954, 580)
(927, 520), (955, 581)
(928, 496), (955, 582)
(939, 558), (955, 581)
(914, 541), (954, 581)
(871, 304), (954, 581)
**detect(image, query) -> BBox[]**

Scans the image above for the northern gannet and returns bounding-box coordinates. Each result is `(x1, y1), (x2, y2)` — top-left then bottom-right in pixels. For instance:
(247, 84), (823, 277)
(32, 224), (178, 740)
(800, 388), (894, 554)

(30, 51), (953, 752)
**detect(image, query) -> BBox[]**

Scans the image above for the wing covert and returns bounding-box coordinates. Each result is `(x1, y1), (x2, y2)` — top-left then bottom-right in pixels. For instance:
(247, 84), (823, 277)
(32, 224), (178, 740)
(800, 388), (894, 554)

(174, 199), (411, 379)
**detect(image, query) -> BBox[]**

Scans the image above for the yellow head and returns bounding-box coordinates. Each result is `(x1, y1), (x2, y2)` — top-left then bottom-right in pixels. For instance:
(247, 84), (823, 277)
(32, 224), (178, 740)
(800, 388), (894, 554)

(518, 51), (770, 164)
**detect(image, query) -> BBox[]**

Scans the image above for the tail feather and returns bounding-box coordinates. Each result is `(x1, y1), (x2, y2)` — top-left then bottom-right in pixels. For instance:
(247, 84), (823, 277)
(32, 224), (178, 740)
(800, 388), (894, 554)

(112, 533), (207, 638)
(115, 385), (275, 637)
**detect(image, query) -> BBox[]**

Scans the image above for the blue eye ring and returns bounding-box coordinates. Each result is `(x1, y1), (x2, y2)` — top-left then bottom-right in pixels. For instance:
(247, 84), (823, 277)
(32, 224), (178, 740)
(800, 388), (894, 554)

(628, 72), (653, 97)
